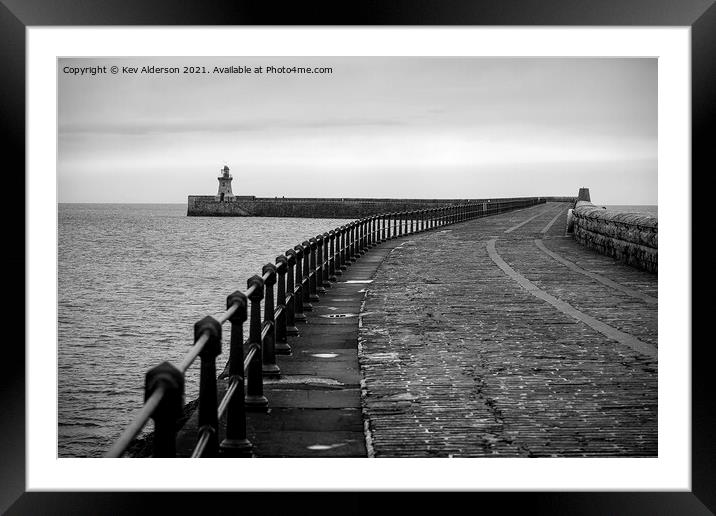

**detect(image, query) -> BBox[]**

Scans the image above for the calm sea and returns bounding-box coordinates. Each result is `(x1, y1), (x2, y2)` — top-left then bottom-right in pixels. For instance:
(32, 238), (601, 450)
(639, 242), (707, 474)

(603, 205), (658, 217)
(58, 203), (351, 457)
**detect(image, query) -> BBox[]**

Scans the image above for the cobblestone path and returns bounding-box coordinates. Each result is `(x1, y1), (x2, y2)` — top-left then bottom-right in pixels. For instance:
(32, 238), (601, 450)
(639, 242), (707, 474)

(359, 202), (658, 457)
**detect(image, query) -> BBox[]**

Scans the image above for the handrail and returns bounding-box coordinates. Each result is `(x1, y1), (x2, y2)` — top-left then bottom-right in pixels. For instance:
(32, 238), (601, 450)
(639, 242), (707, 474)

(105, 196), (546, 458)
(105, 385), (166, 458)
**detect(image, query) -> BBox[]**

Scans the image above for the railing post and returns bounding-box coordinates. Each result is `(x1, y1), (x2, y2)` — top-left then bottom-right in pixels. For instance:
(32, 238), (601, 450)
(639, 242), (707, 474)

(145, 361), (184, 458)
(308, 238), (320, 301)
(320, 232), (331, 287)
(357, 219), (364, 254)
(361, 219), (367, 253)
(315, 235), (327, 294)
(261, 263), (280, 377)
(344, 222), (352, 262)
(348, 222), (357, 262)
(364, 218), (370, 252)
(329, 230), (338, 281)
(194, 315), (222, 457)
(335, 227), (344, 275)
(339, 226), (348, 271)
(292, 245), (308, 320)
(284, 250), (300, 334)
(245, 275), (268, 411)
(322, 232), (332, 287)
(220, 291), (252, 457)
(274, 256), (291, 355)
(343, 224), (350, 264)
(301, 241), (314, 310)
(357, 220), (363, 256)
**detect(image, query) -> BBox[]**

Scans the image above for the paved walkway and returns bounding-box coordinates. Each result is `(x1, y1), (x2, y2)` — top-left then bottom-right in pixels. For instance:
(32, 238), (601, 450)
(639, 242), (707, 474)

(167, 233), (406, 457)
(359, 202), (657, 457)
(163, 201), (657, 458)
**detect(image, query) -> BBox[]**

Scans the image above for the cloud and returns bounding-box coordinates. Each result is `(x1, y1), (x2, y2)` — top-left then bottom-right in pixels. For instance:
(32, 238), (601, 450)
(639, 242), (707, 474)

(59, 117), (407, 137)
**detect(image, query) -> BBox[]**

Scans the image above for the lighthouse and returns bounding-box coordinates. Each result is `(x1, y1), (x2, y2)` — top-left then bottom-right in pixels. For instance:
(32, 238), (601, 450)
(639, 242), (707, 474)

(216, 165), (235, 202)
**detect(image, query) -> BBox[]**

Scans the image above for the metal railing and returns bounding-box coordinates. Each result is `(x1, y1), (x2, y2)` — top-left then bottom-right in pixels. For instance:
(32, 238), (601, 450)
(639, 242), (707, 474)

(105, 197), (544, 457)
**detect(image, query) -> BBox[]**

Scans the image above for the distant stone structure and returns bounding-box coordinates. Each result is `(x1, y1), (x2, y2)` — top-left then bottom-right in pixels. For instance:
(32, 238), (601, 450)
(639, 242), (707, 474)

(577, 187), (591, 202)
(215, 165), (235, 202)
(569, 188), (657, 273)
(188, 165), (566, 218)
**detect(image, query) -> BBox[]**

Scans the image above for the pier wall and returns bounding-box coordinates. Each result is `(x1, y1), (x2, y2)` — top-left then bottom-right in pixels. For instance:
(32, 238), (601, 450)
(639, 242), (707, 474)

(187, 195), (546, 218)
(572, 200), (658, 273)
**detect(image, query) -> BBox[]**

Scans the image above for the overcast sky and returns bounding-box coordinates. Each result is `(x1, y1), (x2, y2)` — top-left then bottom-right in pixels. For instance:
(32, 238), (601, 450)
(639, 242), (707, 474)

(58, 57), (657, 204)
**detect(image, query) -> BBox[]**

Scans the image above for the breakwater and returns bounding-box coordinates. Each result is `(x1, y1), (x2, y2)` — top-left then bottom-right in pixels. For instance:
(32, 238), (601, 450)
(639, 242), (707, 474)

(106, 197), (544, 457)
(187, 195), (550, 218)
(569, 194), (657, 273)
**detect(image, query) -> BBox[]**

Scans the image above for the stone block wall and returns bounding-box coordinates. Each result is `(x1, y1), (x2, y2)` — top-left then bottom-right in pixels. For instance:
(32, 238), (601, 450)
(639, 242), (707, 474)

(187, 195), (545, 219)
(572, 201), (657, 273)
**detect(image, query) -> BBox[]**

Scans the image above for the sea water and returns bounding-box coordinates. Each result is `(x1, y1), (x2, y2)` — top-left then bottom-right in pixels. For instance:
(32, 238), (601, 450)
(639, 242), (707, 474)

(58, 203), (350, 457)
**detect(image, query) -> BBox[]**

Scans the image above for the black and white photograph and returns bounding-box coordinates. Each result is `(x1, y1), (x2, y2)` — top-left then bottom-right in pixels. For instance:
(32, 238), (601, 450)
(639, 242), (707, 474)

(57, 56), (659, 460)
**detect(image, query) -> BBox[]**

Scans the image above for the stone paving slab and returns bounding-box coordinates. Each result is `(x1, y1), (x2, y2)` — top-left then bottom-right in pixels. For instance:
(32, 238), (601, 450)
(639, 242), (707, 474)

(244, 431), (367, 457)
(359, 202), (658, 458)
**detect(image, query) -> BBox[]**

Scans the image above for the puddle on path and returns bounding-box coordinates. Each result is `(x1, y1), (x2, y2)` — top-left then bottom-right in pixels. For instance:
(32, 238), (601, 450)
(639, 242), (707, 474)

(264, 374), (343, 386)
(307, 443), (348, 451)
(320, 312), (377, 319)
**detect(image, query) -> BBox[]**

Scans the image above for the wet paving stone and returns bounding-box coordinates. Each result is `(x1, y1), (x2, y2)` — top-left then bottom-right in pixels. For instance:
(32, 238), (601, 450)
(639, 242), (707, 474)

(359, 202), (657, 458)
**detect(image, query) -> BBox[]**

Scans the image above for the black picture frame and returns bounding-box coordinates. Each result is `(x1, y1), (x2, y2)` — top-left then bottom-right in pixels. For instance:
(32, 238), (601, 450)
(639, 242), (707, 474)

(4, 1), (712, 513)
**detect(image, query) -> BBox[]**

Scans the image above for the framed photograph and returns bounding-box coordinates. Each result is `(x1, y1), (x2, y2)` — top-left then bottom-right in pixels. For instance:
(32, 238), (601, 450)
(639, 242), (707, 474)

(6, 0), (711, 513)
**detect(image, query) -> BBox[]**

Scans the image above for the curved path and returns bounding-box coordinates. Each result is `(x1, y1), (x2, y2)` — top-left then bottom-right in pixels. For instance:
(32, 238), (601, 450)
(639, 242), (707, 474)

(359, 202), (657, 457)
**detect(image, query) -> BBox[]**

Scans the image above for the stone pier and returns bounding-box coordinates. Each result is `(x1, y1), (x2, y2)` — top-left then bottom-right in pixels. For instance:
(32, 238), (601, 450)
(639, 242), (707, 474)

(359, 202), (657, 457)
(142, 201), (657, 458)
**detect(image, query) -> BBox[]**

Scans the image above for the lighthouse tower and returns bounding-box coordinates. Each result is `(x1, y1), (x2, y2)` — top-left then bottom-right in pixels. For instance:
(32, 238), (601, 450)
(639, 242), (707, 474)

(216, 165), (235, 202)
